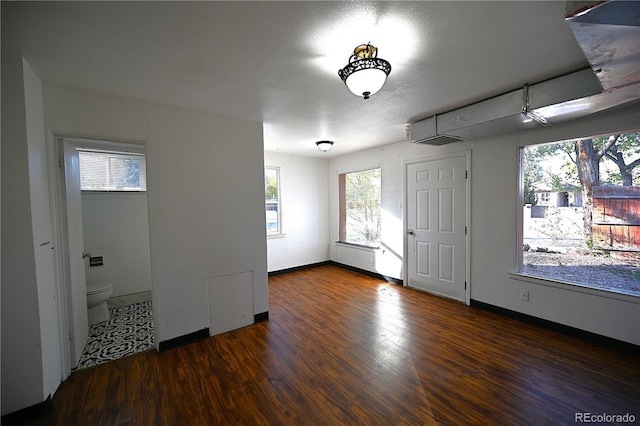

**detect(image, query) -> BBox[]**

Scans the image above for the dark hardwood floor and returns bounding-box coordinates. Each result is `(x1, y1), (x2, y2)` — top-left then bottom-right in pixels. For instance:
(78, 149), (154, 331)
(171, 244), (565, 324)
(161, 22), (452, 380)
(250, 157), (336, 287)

(20, 265), (640, 425)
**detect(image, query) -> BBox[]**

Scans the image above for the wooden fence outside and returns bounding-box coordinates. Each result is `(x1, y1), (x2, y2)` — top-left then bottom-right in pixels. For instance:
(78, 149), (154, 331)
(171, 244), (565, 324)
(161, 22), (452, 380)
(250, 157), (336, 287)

(592, 186), (640, 260)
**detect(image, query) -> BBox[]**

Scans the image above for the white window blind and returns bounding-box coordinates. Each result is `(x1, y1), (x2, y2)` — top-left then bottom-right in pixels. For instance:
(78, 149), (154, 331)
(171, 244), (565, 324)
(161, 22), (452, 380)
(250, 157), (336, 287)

(78, 150), (147, 191)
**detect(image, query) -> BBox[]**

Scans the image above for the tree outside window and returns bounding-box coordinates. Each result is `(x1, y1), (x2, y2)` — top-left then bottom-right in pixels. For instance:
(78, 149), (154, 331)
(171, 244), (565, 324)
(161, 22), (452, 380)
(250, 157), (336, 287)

(339, 168), (381, 247)
(520, 131), (640, 297)
(109, 157), (141, 188)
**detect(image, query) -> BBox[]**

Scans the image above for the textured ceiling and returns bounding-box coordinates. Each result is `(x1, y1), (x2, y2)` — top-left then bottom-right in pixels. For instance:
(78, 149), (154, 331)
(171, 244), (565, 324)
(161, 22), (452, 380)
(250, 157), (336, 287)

(2, 1), (590, 157)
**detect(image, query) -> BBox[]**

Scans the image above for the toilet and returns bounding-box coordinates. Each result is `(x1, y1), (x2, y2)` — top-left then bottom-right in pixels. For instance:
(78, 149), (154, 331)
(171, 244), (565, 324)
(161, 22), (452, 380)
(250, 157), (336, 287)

(87, 283), (114, 325)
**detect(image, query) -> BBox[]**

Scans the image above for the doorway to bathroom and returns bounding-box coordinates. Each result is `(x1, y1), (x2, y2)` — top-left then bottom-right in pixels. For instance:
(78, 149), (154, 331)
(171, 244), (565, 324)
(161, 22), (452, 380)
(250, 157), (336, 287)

(53, 136), (154, 374)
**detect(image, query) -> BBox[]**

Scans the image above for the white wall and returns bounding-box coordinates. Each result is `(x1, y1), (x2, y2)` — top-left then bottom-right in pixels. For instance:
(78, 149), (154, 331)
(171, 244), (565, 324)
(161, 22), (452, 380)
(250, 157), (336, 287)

(42, 84), (269, 344)
(329, 143), (442, 279)
(468, 103), (640, 345)
(82, 192), (152, 297)
(1, 54), (61, 415)
(329, 103), (640, 345)
(1, 51), (43, 416)
(23, 57), (62, 407)
(264, 152), (330, 272)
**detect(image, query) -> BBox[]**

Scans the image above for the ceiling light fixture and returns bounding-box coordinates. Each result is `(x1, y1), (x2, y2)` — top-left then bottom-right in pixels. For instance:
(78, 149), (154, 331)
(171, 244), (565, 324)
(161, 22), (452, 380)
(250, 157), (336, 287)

(338, 43), (391, 100)
(316, 140), (334, 152)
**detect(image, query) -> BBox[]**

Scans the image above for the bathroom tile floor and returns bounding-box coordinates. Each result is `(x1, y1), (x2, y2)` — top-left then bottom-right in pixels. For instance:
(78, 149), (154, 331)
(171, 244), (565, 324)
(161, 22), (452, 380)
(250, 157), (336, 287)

(75, 300), (154, 370)
(108, 290), (152, 309)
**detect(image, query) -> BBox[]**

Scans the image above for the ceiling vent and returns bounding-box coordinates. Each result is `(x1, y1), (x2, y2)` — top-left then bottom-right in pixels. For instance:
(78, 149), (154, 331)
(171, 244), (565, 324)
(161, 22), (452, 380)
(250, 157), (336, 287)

(414, 135), (464, 146)
(406, 116), (464, 145)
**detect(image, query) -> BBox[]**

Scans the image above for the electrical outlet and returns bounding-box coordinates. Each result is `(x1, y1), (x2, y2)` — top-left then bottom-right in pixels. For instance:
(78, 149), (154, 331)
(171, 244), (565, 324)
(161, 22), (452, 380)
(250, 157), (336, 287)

(520, 290), (530, 301)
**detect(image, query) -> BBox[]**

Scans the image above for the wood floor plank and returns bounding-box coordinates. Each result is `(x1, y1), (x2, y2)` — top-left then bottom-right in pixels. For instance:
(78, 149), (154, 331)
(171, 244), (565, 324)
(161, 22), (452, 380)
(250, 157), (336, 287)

(17, 264), (640, 425)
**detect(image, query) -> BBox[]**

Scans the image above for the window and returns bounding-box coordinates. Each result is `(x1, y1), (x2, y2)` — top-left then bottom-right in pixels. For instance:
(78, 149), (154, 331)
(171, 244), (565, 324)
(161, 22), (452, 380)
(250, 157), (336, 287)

(79, 150), (147, 191)
(519, 131), (640, 297)
(265, 167), (281, 235)
(339, 168), (381, 247)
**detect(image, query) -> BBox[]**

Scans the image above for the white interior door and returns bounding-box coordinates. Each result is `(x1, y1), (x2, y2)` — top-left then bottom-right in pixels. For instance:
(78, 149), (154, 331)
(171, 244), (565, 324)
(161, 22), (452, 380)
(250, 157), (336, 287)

(62, 140), (89, 365)
(406, 154), (468, 302)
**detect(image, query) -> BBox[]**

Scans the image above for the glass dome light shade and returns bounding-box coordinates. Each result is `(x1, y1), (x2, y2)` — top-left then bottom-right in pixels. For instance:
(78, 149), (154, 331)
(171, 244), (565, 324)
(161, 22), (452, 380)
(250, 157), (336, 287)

(316, 140), (334, 151)
(345, 67), (389, 99)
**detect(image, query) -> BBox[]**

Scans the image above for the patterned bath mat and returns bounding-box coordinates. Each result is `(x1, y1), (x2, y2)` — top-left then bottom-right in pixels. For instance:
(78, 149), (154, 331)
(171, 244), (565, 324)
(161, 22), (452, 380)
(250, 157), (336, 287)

(75, 300), (154, 370)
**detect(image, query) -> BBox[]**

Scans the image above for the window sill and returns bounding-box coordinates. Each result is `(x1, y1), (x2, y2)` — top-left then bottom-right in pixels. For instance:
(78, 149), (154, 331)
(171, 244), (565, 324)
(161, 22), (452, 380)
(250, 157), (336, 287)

(81, 190), (147, 193)
(508, 272), (640, 304)
(267, 233), (286, 239)
(335, 241), (380, 251)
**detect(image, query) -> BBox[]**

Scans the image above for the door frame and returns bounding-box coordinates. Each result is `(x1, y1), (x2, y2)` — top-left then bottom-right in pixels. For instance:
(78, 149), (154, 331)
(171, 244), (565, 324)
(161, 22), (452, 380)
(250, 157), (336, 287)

(48, 134), (76, 379)
(48, 133), (154, 377)
(403, 150), (471, 305)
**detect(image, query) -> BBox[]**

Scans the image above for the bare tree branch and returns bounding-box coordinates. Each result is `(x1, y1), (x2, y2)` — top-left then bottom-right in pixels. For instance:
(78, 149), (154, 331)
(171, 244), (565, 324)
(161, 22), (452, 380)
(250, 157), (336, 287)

(597, 134), (619, 158)
(625, 157), (640, 170)
(559, 144), (577, 165)
(603, 149), (625, 167)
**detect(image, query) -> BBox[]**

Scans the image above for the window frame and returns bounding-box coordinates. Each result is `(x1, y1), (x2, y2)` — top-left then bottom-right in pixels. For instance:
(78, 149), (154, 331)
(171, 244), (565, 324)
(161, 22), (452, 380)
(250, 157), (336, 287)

(265, 166), (282, 237)
(516, 132), (639, 299)
(78, 149), (147, 192)
(338, 167), (382, 249)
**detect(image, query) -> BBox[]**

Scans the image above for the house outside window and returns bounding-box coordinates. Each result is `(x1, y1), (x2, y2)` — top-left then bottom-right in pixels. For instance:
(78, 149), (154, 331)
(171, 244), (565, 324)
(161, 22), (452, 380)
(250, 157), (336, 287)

(339, 168), (381, 247)
(538, 192), (550, 205)
(265, 167), (281, 235)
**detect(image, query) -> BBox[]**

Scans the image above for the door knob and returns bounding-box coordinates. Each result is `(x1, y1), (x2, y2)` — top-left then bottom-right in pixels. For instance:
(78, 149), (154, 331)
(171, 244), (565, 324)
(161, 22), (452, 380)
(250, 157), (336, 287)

(407, 229), (414, 235)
